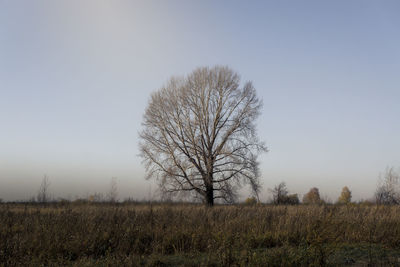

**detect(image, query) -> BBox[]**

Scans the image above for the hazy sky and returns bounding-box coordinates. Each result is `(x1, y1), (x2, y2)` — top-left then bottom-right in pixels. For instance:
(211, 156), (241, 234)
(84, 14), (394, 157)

(1, 1), (400, 202)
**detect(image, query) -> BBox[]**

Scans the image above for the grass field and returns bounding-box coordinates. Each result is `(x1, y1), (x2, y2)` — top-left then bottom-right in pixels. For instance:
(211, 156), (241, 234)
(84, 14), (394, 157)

(2, 203), (400, 266)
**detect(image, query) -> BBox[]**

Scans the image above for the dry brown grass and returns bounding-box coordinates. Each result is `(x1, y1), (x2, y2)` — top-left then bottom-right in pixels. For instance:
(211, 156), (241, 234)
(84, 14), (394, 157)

(1, 203), (400, 266)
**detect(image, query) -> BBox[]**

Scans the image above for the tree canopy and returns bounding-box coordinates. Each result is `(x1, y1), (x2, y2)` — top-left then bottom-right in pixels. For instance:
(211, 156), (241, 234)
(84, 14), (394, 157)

(139, 66), (267, 206)
(302, 187), (321, 204)
(338, 186), (352, 204)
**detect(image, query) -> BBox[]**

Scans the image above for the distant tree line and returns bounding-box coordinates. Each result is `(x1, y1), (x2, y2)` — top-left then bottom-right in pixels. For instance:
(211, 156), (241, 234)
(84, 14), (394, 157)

(27, 175), (120, 204)
(244, 183), (352, 206)
(244, 167), (400, 206)
(3, 167), (400, 206)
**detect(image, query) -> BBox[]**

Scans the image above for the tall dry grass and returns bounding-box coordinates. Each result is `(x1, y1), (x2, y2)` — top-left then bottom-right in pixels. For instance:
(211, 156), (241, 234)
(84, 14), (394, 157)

(1, 203), (400, 266)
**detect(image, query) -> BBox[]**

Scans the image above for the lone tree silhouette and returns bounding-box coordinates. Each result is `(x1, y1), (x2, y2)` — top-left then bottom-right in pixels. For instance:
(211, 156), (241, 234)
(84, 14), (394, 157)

(37, 174), (50, 203)
(107, 177), (118, 203)
(139, 66), (267, 206)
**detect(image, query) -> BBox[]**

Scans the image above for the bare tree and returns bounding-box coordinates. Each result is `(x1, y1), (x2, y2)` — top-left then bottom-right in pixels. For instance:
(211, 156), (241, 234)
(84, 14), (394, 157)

(107, 177), (118, 203)
(270, 182), (288, 205)
(139, 66), (267, 206)
(375, 167), (400, 205)
(37, 174), (50, 203)
(269, 182), (299, 205)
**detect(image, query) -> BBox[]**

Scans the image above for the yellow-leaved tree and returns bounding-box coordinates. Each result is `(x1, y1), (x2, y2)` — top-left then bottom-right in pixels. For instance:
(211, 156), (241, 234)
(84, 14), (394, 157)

(337, 186), (352, 204)
(302, 187), (321, 204)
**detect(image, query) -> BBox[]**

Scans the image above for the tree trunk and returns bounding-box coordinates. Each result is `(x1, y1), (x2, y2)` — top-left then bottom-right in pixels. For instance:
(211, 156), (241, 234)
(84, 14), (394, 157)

(205, 184), (214, 207)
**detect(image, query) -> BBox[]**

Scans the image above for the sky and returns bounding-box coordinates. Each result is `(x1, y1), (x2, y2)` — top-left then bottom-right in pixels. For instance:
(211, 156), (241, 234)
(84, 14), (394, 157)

(1, 0), (400, 202)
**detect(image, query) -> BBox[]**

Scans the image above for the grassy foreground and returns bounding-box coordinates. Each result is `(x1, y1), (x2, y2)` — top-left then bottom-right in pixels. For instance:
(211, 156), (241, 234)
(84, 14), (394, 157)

(2, 203), (400, 266)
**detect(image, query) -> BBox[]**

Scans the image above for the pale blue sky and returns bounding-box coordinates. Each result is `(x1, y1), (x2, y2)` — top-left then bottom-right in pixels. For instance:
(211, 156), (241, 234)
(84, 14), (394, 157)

(1, 1), (400, 201)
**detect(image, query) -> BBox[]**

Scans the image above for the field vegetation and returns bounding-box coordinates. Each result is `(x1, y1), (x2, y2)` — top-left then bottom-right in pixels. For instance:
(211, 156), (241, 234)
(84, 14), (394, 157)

(2, 202), (400, 266)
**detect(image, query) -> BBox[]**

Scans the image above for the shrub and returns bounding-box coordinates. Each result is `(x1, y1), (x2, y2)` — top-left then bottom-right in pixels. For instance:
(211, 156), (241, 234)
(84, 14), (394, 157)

(337, 186), (352, 204)
(303, 187), (321, 204)
(285, 194), (300, 205)
(244, 197), (258, 205)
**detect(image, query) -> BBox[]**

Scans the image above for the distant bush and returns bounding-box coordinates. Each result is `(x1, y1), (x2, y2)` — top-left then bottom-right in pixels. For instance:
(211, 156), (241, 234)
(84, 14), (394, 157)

(337, 186), (352, 204)
(57, 198), (70, 206)
(123, 198), (140, 204)
(73, 198), (89, 205)
(359, 199), (375, 206)
(303, 187), (322, 204)
(244, 197), (258, 205)
(284, 194), (300, 205)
